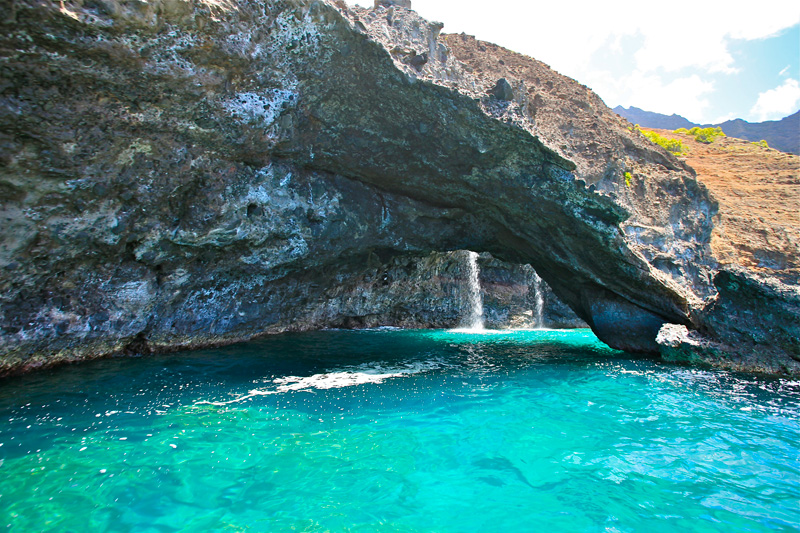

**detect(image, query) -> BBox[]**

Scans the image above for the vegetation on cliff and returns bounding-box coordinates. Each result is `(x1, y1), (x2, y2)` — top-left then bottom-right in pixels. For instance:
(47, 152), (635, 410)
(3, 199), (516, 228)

(615, 106), (799, 155)
(674, 126), (726, 144)
(635, 126), (684, 154)
(640, 128), (800, 283)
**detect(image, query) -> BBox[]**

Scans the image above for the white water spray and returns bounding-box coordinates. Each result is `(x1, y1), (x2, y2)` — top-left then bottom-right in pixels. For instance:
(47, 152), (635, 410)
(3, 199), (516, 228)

(532, 271), (545, 329)
(462, 251), (484, 330)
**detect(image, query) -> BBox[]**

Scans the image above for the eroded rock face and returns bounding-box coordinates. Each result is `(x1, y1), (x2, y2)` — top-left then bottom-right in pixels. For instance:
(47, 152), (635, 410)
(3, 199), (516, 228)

(293, 250), (585, 330)
(0, 0), (793, 375)
(658, 270), (800, 374)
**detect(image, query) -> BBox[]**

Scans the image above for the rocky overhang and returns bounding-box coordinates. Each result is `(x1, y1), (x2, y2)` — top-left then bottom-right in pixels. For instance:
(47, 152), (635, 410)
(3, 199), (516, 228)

(0, 0), (797, 375)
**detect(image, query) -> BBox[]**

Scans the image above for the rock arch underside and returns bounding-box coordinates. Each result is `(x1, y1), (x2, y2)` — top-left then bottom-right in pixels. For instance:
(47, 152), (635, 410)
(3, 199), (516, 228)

(1, 0), (798, 375)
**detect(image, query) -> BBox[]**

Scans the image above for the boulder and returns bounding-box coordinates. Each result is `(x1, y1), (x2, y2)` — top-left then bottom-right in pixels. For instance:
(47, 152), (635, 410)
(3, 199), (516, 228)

(491, 78), (515, 101)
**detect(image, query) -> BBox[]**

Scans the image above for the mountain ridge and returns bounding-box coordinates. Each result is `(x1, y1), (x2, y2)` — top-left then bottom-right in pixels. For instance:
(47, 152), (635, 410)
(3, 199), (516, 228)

(613, 106), (800, 155)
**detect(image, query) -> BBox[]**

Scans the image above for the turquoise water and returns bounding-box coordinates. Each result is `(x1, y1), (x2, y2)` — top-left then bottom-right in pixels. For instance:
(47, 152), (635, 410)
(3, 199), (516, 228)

(1, 329), (799, 532)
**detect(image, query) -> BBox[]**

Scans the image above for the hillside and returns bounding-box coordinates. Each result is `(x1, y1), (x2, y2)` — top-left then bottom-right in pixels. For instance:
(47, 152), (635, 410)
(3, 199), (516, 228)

(642, 128), (800, 282)
(1, 0), (717, 373)
(615, 106), (800, 155)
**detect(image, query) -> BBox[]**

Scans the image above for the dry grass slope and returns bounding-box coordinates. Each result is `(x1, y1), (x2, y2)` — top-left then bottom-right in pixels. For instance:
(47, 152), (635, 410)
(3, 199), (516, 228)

(644, 129), (800, 282)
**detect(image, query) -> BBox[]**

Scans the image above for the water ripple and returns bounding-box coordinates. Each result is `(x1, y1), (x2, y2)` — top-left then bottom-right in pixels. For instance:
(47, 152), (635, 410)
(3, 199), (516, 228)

(1, 329), (798, 532)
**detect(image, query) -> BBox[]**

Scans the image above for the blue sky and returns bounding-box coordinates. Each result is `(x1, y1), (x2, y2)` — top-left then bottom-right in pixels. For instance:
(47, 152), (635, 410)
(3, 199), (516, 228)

(346, 0), (800, 124)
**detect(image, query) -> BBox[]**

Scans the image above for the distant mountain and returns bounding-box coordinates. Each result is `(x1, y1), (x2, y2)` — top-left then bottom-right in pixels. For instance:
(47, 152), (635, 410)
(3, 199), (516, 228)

(612, 106), (800, 155)
(612, 106), (697, 131)
(716, 113), (800, 155)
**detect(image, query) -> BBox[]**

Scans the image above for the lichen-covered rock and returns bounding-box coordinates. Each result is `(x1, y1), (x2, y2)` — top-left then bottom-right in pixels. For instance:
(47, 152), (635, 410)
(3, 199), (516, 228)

(0, 0), (793, 375)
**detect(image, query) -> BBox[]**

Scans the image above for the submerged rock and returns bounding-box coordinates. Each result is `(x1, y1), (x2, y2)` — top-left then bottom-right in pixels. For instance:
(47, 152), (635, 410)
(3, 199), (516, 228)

(0, 0), (796, 375)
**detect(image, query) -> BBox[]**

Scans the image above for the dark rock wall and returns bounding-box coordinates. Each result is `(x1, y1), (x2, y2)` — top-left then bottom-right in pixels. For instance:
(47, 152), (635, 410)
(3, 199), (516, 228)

(301, 250), (585, 330)
(659, 269), (800, 374)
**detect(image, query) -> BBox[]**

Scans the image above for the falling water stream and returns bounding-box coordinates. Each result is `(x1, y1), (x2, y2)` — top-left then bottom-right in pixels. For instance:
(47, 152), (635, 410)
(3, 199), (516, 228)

(462, 251), (484, 331)
(532, 271), (545, 329)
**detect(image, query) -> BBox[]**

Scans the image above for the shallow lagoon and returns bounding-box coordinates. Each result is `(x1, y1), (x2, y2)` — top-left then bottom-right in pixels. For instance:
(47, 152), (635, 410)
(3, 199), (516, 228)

(1, 329), (799, 531)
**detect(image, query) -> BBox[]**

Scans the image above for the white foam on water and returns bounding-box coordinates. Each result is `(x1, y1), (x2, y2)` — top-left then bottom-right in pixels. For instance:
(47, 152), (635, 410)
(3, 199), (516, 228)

(513, 327), (562, 332)
(446, 327), (565, 335)
(448, 328), (508, 335)
(196, 360), (444, 406)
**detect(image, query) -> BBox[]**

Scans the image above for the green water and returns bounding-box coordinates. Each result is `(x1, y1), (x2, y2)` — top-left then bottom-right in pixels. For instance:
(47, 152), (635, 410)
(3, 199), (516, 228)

(1, 329), (798, 532)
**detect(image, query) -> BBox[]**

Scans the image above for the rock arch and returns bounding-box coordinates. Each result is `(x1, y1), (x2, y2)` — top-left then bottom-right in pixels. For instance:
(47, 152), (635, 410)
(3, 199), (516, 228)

(1, 0), (796, 375)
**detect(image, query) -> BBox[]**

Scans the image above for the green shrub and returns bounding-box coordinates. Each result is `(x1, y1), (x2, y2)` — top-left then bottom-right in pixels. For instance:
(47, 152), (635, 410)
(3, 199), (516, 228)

(672, 126), (727, 144)
(636, 126), (684, 155)
(694, 127), (725, 144)
(665, 138), (683, 153)
(694, 132), (713, 143)
(752, 139), (769, 148)
(672, 126), (727, 143)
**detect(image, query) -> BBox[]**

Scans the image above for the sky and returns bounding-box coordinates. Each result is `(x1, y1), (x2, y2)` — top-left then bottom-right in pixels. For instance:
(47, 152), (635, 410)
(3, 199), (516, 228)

(346, 0), (800, 124)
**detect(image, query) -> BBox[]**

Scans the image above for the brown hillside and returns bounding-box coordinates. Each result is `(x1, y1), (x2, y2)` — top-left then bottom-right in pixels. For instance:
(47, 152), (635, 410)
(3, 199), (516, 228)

(645, 129), (800, 282)
(443, 31), (798, 283)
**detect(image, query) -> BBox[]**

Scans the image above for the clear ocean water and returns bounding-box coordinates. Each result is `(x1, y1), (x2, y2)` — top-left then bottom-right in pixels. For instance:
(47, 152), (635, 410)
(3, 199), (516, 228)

(1, 329), (799, 532)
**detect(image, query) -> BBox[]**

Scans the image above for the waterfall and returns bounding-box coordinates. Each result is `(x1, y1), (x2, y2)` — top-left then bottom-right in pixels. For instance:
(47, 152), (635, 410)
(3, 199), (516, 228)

(532, 271), (545, 329)
(462, 251), (484, 330)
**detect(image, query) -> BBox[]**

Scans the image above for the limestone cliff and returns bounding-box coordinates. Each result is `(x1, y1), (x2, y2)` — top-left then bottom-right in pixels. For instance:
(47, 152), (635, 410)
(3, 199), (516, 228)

(0, 0), (796, 375)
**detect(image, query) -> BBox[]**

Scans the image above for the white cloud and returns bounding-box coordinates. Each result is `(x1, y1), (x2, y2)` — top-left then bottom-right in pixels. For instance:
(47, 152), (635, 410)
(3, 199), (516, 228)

(585, 70), (715, 123)
(750, 78), (800, 121)
(354, 0), (800, 76)
(632, 25), (737, 74)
